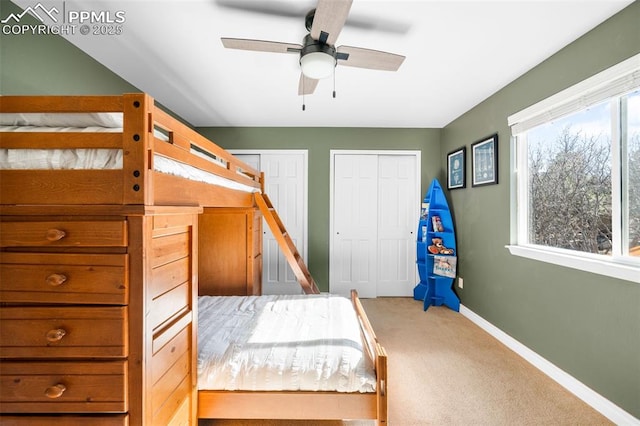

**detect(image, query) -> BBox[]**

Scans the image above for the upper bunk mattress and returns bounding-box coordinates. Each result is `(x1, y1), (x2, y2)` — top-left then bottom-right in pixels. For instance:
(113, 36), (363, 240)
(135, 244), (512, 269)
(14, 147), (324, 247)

(0, 113), (259, 193)
(197, 294), (377, 393)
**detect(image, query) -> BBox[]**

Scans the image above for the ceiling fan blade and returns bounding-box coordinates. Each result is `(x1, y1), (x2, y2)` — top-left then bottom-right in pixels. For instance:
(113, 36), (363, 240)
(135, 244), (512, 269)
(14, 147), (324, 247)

(336, 45), (405, 71)
(216, 0), (408, 35)
(345, 15), (410, 35)
(215, 1), (311, 19)
(298, 74), (319, 95)
(310, 0), (353, 45)
(221, 38), (302, 54)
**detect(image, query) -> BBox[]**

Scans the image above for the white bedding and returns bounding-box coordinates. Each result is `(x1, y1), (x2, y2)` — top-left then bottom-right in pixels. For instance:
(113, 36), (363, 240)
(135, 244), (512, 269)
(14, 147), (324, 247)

(197, 294), (377, 393)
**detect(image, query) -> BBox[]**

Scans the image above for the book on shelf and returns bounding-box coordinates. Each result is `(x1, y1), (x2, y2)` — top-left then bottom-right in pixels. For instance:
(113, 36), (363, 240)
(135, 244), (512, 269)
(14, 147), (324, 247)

(433, 255), (456, 278)
(431, 215), (444, 232)
(420, 203), (429, 220)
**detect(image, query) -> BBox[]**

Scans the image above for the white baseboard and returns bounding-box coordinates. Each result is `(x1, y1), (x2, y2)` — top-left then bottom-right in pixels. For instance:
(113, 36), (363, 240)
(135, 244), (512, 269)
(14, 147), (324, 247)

(459, 304), (639, 425)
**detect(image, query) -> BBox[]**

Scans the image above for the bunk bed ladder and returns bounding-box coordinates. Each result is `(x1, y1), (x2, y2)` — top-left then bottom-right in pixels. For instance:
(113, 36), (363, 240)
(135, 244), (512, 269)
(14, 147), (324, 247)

(255, 193), (320, 295)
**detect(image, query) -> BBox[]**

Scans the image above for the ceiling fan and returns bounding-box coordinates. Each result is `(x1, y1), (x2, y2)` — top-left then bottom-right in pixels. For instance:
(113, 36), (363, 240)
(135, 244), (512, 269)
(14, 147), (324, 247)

(220, 0), (406, 102)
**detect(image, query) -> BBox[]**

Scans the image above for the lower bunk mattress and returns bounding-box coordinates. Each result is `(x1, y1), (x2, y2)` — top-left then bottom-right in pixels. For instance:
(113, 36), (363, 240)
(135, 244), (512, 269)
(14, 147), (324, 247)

(197, 294), (377, 393)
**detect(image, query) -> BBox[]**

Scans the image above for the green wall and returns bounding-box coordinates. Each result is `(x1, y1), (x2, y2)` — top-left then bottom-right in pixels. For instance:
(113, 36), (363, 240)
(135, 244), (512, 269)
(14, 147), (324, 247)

(0, 0), (136, 94)
(2, 0), (638, 418)
(195, 127), (441, 291)
(440, 1), (640, 417)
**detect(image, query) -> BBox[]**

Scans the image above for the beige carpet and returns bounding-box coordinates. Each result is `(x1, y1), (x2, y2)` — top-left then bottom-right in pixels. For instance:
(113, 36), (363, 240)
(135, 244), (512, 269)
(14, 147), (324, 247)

(199, 297), (611, 426)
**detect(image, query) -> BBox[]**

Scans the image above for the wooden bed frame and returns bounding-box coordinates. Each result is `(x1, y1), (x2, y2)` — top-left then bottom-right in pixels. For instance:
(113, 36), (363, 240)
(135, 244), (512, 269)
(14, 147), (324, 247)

(197, 290), (388, 424)
(0, 94), (388, 425)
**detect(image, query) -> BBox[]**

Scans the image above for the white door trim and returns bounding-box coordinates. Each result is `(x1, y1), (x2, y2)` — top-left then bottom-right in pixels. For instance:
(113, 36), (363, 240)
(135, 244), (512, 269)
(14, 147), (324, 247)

(329, 149), (422, 296)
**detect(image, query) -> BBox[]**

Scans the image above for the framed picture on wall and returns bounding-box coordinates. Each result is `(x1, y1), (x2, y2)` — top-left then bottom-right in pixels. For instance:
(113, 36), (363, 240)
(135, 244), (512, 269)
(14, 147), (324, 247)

(447, 146), (466, 190)
(471, 133), (498, 187)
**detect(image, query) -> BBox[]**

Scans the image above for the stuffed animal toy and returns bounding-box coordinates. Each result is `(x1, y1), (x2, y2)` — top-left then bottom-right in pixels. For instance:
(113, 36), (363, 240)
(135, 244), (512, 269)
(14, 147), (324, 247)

(428, 237), (454, 255)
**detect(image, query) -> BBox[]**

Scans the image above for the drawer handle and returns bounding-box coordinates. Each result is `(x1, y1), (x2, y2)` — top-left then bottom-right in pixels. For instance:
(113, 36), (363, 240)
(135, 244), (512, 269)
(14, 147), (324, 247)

(45, 383), (66, 399)
(46, 228), (66, 242)
(46, 328), (66, 343)
(46, 273), (67, 287)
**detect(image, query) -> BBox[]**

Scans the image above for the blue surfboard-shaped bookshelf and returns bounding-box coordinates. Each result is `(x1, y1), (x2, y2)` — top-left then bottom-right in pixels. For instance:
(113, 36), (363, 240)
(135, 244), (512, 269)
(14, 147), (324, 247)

(414, 179), (460, 311)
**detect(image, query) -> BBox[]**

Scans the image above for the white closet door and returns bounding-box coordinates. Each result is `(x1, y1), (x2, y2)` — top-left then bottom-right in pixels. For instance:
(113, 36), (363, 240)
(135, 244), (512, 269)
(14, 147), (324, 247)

(377, 155), (417, 296)
(233, 151), (307, 295)
(331, 152), (418, 297)
(262, 153), (307, 294)
(331, 154), (379, 298)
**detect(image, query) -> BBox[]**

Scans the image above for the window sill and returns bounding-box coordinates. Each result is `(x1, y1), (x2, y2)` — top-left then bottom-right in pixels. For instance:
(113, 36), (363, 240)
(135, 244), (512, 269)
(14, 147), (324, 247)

(506, 245), (639, 284)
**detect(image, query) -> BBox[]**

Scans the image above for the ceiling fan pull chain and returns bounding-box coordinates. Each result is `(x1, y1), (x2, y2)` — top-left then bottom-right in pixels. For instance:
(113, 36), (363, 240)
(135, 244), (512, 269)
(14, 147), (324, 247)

(302, 78), (306, 111)
(333, 68), (336, 98)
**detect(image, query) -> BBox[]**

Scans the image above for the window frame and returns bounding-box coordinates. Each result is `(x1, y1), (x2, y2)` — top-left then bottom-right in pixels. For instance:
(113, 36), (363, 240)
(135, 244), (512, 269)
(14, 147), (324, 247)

(506, 53), (640, 284)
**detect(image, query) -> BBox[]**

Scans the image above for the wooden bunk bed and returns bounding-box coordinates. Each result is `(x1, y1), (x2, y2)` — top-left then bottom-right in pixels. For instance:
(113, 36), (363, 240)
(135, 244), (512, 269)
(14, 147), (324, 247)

(0, 94), (388, 425)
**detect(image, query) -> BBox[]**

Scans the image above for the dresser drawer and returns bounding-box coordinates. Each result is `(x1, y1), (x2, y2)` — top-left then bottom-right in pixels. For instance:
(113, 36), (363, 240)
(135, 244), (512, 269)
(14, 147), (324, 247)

(0, 253), (128, 305)
(0, 221), (127, 248)
(0, 361), (127, 414)
(0, 307), (127, 358)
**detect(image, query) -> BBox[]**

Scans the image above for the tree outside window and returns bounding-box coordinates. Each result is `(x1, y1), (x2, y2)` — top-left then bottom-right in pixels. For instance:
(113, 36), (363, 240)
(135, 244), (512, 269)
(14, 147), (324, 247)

(523, 91), (639, 258)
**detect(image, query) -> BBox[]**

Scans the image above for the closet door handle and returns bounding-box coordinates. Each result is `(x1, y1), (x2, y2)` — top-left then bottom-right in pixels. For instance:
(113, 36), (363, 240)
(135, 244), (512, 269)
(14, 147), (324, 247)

(45, 383), (66, 399)
(46, 328), (67, 343)
(46, 273), (67, 287)
(46, 228), (66, 242)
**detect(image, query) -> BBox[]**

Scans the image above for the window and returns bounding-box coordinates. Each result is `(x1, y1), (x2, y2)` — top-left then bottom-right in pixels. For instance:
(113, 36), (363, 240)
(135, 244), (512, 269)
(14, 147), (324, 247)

(507, 54), (640, 283)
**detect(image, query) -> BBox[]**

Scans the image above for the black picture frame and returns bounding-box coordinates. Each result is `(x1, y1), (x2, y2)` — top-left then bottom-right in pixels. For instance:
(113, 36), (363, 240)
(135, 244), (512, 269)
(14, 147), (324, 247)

(447, 146), (466, 190)
(471, 133), (498, 187)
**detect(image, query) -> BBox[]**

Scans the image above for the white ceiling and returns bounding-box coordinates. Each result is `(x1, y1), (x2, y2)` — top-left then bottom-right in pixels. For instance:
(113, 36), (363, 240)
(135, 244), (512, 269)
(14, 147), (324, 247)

(13, 0), (633, 127)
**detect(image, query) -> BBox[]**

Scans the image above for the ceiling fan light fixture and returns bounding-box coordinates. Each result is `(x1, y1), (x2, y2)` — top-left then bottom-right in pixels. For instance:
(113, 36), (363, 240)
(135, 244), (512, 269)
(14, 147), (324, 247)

(300, 52), (336, 79)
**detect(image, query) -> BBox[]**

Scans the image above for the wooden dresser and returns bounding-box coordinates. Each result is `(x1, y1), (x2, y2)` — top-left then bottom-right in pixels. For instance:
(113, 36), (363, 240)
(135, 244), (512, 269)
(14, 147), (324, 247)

(0, 205), (200, 425)
(198, 207), (262, 296)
